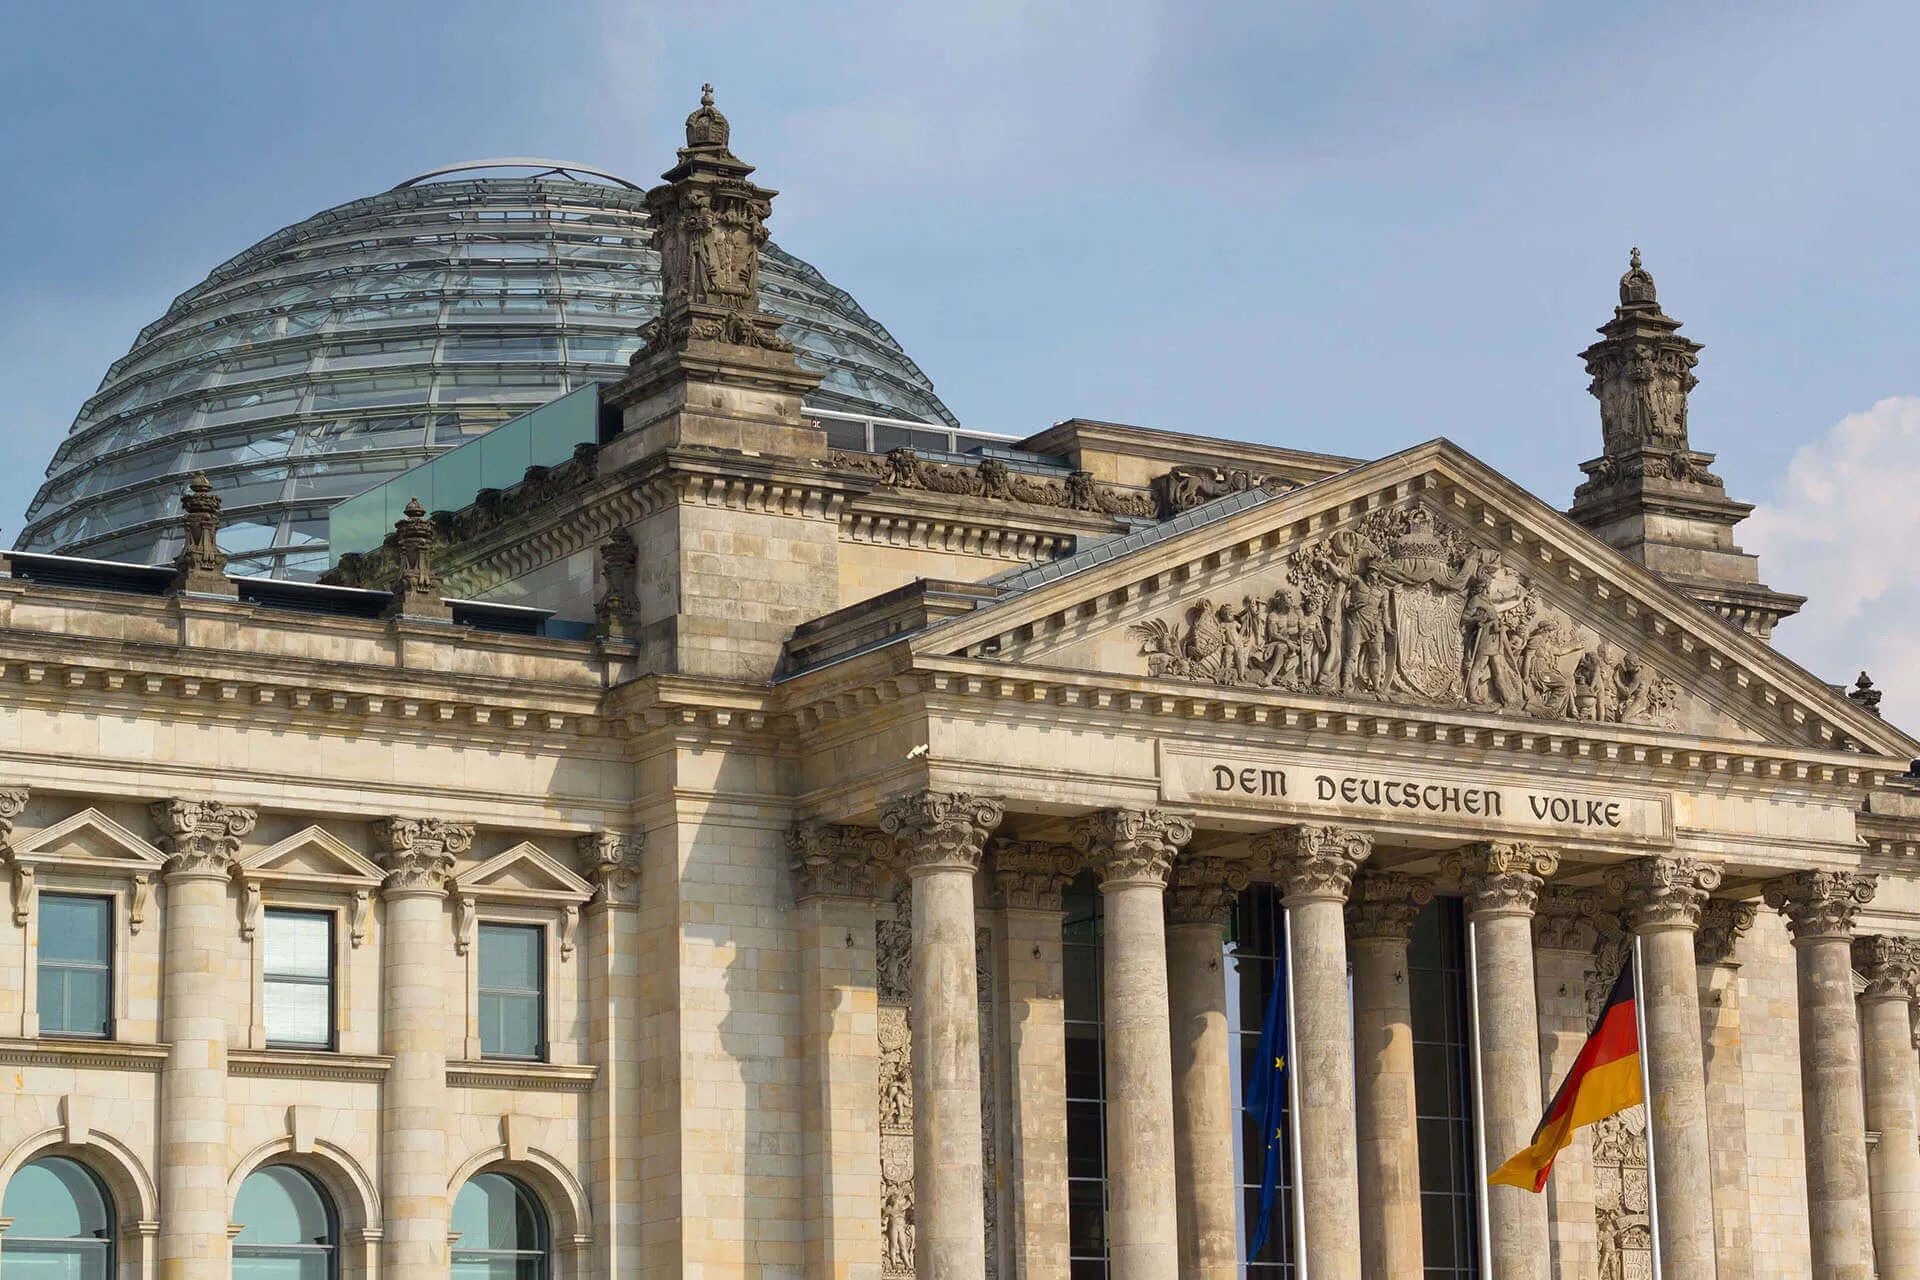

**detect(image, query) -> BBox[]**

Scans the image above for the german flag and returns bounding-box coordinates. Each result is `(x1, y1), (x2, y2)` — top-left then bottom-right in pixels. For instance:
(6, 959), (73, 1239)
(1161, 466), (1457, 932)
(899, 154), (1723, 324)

(1490, 956), (1642, 1192)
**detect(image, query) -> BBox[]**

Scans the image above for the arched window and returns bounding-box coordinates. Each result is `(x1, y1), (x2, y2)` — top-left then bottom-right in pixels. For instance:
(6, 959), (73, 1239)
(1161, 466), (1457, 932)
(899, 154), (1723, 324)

(232, 1166), (336, 1280)
(451, 1172), (549, 1280)
(1, 1156), (115, 1280)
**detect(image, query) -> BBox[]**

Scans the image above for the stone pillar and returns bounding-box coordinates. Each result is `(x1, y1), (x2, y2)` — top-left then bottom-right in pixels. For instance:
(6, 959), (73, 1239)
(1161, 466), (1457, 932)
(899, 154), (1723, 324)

(1531, 887), (1603, 1278)
(880, 792), (1004, 1280)
(374, 817), (470, 1279)
(1606, 855), (1723, 1278)
(1165, 857), (1251, 1280)
(1764, 869), (1879, 1280)
(1252, 824), (1372, 1280)
(152, 799), (254, 1280)
(790, 824), (890, 1280)
(1696, 898), (1759, 1280)
(1073, 809), (1193, 1280)
(1445, 840), (1557, 1280)
(1855, 934), (1920, 1280)
(582, 832), (645, 1280)
(990, 842), (1077, 1280)
(1345, 871), (1432, 1280)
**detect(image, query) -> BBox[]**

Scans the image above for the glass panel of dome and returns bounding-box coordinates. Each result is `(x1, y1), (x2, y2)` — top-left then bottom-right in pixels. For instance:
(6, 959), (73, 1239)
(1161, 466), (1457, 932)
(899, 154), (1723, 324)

(314, 415), (429, 452)
(289, 459), (399, 502)
(564, 334), (640, 363)
(218, 518), (282, 555)
(564, 297), (654, 322)
(310, 374), (431, 411)
(197, 427), (299, 469)
(337, 298), (440, 327)
(448, 297), (559, 321)
(435, 370), (558, 402)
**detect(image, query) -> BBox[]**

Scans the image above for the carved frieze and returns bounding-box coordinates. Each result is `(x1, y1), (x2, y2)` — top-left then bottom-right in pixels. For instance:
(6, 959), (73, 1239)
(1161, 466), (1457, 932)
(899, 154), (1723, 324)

(1853, 935), (1920, 1002)
(992, 841), (1077, 912)
(1444, 841), (1558, 918)
(152, 799), (256, 880)
(788, 823), (887, 901)
(1606, 856), (1722, 933)
(1156, 464), (1297, 515)
(1167, 857), (1252, 926)
(882, 792), (1004, 875)
(1345, 871), (1433, 941)
(1253, 825), (1372, 905)
(1124, 504), (1682, 728)
(1072, 809), (1193, 888)
(1694, 899), (1758, 967)
(1763, 870), (1877, 941)
(372, 816), (472, 897)
(825, 447), (1157, 520)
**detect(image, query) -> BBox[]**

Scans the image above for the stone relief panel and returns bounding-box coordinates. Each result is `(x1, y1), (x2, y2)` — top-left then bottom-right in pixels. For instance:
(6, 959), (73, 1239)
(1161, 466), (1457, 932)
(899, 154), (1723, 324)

(978, 925), (999, 1280)
(879, 876), (914, 1280)
(1125, 505), (1684, 727)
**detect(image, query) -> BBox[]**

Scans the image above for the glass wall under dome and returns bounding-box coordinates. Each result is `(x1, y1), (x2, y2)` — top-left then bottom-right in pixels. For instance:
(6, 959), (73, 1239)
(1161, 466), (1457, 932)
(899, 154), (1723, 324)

(20, 164), (959, 578)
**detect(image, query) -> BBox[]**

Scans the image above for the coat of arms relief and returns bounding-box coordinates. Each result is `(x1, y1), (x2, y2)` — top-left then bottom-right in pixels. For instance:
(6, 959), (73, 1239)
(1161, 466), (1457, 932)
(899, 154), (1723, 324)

(1127, 505), (1683, 728)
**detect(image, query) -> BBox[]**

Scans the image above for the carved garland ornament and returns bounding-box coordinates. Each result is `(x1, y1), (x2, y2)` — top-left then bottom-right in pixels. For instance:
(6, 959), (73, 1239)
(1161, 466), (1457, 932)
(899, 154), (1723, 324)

(1605, 856), (1723, 933)
(1443, 841), (1559, 918)
(1125, 505), (1683, 729)
(1345, 871), (1434, 941)
(1072, 808), (1193, 888)
(1253, 825), (1373, 904)
(1763, 870), (1877, 941)
(825, 448), (1158, 520)
(152, 799), (257, 879)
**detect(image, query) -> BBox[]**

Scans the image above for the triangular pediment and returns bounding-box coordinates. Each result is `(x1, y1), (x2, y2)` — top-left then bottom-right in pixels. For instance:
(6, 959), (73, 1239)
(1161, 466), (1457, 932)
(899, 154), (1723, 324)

(914, 440), (1915, 758)
(239, 826), (383, 886)
(454, 841), (593, 903)
(11, 809), (164, 871)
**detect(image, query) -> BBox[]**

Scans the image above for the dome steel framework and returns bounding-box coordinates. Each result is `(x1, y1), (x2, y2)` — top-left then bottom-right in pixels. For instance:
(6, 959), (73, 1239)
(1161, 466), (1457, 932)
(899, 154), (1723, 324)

(19, 164), (957, 577)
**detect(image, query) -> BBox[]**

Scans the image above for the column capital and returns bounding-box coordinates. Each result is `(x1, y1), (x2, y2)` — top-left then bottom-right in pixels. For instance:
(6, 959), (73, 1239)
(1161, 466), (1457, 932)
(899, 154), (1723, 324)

(1443, 840), (1558, 918)
(1853, 935), (1920, 1002)
(0, 786), (28, 842)
(1763, 869), (1877, 942)
(787, 823), (887, 901)
(1166, 856), (1251, 926)
(578, 830), (643, 906)
(991, 840), (1077, 911)
(1073, 808), (1193, 889)
(879, 790), (1003, 875)
(1533, 884), (1605, 951)
(1345, 870), (1433, 941)
(151, 798), (256, 880)
(1252, 824), (1373, 905)
(1694, 898), (1759, 966)
(1606, 855), (1723, 933)
(372, 816), (471, 898)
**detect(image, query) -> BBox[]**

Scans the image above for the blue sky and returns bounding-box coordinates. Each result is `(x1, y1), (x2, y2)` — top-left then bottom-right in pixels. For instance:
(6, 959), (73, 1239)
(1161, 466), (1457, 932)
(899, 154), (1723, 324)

(4, 1), (1920, 720)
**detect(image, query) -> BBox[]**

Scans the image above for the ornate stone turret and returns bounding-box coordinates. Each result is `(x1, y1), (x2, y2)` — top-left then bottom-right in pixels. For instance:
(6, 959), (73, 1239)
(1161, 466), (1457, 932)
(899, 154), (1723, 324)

(168, 473), (237, 598)
(382, 497), (451, 621)
(600, 84), (824, 467)
(1569, 250), (1802, 641)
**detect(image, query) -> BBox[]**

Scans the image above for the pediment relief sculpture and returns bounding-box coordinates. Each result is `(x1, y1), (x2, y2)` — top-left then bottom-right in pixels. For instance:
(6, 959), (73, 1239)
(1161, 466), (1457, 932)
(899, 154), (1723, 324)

(1124, 505), (1683, 728)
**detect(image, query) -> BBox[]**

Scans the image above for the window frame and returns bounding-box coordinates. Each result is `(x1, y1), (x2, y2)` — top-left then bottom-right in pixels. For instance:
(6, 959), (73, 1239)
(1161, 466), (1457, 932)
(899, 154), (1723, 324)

(450, 1170), (551, 1280)
(262, 907), (337, 1052)
(231, 1163), (340, 1280)
(476, 921), (547, 1062)
(35, 891), (116, 1041)
(1, 1154), (117, 1280)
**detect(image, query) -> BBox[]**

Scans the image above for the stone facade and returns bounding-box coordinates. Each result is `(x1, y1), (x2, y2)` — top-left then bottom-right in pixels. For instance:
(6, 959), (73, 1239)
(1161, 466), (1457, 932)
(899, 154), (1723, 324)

(3, 92), (1920, 1280)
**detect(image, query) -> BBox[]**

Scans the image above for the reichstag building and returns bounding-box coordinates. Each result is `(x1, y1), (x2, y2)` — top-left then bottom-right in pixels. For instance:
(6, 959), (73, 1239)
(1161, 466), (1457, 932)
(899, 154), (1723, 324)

(0, 88), (1914, 1280)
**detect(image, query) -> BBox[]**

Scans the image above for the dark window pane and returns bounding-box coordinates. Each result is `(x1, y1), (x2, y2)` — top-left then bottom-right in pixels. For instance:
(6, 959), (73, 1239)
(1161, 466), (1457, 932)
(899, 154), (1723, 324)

(38, 896), (109, 965)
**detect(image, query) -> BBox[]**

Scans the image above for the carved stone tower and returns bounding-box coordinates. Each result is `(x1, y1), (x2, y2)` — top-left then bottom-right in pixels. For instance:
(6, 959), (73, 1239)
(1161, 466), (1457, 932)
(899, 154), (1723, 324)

(1568, 250), (1803, 641)
(600, 84), (825, 467)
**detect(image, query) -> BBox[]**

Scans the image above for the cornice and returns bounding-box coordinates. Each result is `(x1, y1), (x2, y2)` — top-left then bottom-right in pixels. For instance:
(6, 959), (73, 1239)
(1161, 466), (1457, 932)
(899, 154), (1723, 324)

(0, 1038), (169, 1072)
(445, 1059), (600, 1092)
(228, 1049), (393, 1082)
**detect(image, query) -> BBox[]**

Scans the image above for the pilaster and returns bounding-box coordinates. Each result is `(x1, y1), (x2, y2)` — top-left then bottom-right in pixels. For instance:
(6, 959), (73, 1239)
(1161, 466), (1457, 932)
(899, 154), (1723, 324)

(1696, 897), (1759, 1280)
(1854, 934), (1920, 1280)
(582, 831), (645, 1280)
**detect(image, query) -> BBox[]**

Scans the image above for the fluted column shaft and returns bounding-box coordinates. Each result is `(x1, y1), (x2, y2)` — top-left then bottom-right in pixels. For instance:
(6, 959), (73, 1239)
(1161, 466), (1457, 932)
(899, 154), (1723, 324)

(375, 817), (470, 1279)
(1346, 872), (1432, 1280)
(1608, 856), (1722, 1277)
(154, 800), (255, 1280)
(1766, 870), (1879, 1280)
(1165, 857), (1250, 1280)
(1446, 841), (1556, 1280)
(1856, 935), (1920, 1280)
(1254, 825), (1372, 1280)
(882, 792), (1004, 1280)
(1697, 899), (1758, 1280)
(1075, 809), (1193, 1280)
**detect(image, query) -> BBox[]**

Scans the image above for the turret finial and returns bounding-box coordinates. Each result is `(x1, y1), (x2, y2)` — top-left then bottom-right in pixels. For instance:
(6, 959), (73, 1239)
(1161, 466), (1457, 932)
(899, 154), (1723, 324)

(685, 83), (731, 152)
(1619, 246), (1657, 307)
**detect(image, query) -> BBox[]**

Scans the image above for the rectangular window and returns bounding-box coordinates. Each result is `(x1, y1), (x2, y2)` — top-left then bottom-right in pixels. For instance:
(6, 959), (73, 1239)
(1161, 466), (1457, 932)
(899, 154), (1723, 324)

(478, 923), (544, 1059)
(1411, 896), (1482, 1278)
(1062, 872), (1108, 1280)
(264, 909), (334, 1049)
(1229, 883), (1298, 1278)
(38, 893), (112, 1038)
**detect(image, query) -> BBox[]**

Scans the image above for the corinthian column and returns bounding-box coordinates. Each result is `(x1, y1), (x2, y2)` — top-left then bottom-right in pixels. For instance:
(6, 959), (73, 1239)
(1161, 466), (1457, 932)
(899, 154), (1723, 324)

(1445, 840), (1557, 1280)
(1252, 824), (1372, 1280)
(880, 791), (1004, 1280)
(581, 832), (644, 1280)
(1764, 870), (1879, 1280)
(1346, 871), (1432, 1280)
(1073, 809), (1193, 1280)
(374, 816), (470, 1279)
(1606, 855), (1722, 1277)
(153, 799), (254, 1280)
(1696, 898), (1758, 1280)
(991, 841), (1078, 1280)
(1854, 934), (1920, 1280)
(1165, 856), (1250, 1280)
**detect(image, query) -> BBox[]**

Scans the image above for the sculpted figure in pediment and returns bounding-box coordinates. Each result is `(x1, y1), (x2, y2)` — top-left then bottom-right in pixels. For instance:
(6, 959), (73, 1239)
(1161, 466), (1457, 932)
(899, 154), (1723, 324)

(1128, 503), (1683, 728)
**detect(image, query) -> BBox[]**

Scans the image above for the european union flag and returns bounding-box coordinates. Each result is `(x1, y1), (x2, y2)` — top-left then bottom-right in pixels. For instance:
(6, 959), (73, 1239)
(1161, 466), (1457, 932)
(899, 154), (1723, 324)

(1243, 955), (1289, 1260)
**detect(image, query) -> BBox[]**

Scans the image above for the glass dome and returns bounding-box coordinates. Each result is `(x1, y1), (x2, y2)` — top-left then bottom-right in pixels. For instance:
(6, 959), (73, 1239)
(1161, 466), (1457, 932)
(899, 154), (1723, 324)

(18, 162), (957, 578)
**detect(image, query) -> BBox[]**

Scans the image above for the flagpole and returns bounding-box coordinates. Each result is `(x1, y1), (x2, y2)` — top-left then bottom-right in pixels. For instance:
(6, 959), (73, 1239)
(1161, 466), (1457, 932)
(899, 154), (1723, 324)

(1283, 906), (1308, 1279)
(1633, 935), (1664, 1280)
(1465, 919), (1494, 1273)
